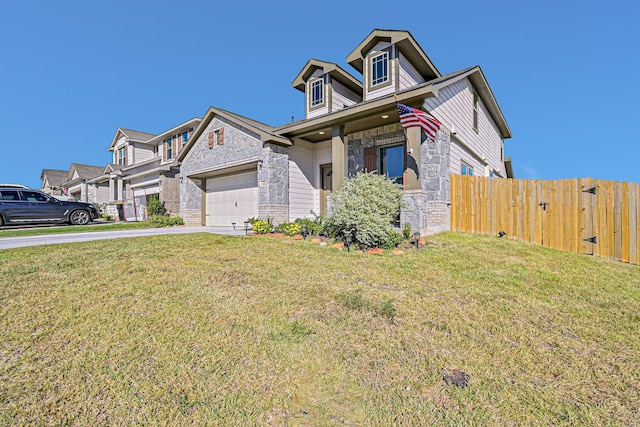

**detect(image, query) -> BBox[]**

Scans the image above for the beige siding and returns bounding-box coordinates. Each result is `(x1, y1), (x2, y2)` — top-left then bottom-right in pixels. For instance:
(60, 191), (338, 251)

(288, 141), (315, 220)
(95, 184), (110, 204)
(134, 143), (155, 164)
(331, 79), (362, 112)
(398, 52), (424, 89)
(424, 78), (506, 177)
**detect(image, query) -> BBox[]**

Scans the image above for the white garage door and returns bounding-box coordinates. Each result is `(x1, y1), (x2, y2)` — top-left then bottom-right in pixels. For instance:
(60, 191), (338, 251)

(205, 171), (259, 227)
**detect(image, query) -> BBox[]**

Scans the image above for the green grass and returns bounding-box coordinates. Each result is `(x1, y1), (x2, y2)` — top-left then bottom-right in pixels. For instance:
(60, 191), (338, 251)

(0, 221), (152, 238)
(1, 232), (639, 425)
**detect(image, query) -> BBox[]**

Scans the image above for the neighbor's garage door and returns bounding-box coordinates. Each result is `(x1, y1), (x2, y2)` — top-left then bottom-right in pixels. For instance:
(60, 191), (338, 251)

(205, 171), (259, 227)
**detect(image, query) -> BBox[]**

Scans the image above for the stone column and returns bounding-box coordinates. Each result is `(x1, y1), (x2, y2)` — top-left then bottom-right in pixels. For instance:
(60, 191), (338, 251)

(109, 178), (115, 201)
(331, 125), (345, 190)
(116, 178), (123, 201)
(404, 126), (421, 190)
(258, 144), (289, 224)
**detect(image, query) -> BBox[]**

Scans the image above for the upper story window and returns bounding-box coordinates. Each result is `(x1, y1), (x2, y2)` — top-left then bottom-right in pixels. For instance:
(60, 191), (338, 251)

(371, 52), (389, 86)
(310, 79), (324, 107)
(472, 91), (479, 132)
(166, 137), (174, 160)
(461, 162), (474, 176)
(117, 147), (127, 165)
(182, 132), (189, 143)
(208, 128), (225, 149)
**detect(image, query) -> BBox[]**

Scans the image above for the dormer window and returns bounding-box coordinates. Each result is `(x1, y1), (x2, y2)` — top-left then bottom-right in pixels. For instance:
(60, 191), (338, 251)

(117, 147), (127, 165)
(371, 51), (389, 86)
(309, 78), (325, 110)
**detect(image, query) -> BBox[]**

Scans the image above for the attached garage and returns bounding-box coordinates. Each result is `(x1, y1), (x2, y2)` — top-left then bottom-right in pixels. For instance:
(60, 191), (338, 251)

(205, 170), (259, 227)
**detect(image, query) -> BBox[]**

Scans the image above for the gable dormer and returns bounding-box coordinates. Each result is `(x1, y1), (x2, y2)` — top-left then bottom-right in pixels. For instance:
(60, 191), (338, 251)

(346, 29), (441, 102)
(292, 59), (363, 119)
(107, 128), (155, 167)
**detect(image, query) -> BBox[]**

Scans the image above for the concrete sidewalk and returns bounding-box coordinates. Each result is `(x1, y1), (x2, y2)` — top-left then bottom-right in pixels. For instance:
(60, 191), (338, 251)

(0, 226), (249, 250)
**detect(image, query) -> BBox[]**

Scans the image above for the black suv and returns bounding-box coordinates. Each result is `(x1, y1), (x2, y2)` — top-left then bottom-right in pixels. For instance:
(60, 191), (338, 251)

(0, 186), (99, 227)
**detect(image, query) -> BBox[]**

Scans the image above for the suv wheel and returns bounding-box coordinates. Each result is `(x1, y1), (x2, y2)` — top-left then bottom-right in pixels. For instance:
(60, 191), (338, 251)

(69, 210), (91, 225)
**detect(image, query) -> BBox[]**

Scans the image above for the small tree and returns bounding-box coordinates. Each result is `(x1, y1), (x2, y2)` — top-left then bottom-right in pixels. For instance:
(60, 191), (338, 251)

(325, 172), (404, 249)
(147, 194), (166, 216)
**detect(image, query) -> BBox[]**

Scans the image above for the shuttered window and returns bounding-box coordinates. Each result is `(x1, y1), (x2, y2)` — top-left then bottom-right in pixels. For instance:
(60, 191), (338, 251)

(208, 128), (225, 148)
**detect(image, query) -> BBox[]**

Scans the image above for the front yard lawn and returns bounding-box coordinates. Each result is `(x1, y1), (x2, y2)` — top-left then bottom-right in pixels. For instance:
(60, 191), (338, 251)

(1, 232), (638, 425)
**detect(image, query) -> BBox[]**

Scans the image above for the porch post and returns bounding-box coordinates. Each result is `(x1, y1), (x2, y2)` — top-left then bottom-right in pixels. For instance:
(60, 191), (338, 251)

(405, 126), (422, 190)
(331, 124), (346, 190)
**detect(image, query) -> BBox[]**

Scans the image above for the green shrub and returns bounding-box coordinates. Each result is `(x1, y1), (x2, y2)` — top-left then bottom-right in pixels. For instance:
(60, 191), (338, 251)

(275, 221), (302, 236)
(147, 194), (167, 216)
(294, 217), (325, 236)
(147, 215), (184, 227)
(384, 231), (404, 249)
(402, 222), (412, 240)
(252, 219), (272, 234)
(325, 172), (404, 249)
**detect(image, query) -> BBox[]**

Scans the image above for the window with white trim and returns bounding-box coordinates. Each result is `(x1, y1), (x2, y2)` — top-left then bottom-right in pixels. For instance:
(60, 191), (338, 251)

(461, 162), (474, 176)
(371, 52), (389, 86)
(166, 137), (174, 160)
(310, 79), (324, 107)
(117, 147), (127, 165)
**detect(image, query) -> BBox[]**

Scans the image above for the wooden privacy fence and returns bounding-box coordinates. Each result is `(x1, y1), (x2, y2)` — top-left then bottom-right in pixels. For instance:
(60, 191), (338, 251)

(450, 175), (640, 265)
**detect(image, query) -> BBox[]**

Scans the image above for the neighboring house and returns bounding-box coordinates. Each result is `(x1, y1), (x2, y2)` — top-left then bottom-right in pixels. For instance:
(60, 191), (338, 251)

(40, 169), (68, 195)
(178, 29), (512, 234)
(104, 118), (201, 219)
(62, 164), (105, 203)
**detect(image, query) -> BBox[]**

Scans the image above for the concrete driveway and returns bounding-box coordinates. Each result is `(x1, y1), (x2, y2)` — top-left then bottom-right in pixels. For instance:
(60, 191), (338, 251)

(0, 226), (247, 250)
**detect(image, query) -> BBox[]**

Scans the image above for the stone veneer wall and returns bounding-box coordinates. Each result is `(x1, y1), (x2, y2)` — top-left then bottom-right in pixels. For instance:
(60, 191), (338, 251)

(258, 144), (289, 224)
(412, 129), (451, 234)
(180, 178), (204, 225)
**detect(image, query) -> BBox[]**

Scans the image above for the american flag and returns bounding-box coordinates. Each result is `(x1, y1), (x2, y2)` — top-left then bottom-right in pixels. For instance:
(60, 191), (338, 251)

(396, 103), (441, 140)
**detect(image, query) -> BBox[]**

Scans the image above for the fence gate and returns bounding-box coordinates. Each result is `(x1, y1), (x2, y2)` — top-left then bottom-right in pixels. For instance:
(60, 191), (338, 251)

(450, 175), (640, 265)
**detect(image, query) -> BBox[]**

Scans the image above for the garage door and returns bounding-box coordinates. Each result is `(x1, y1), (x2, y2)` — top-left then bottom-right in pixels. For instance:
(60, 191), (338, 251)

(205, 171), (258, 227)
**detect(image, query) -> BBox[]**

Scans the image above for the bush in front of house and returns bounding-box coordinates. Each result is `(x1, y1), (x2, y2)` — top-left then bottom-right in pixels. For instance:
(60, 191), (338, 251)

(325, 172), (405, 249)
(147, 194), (167, 217)
(251, 219), (273, 234)
(294, 217), (325, 236)
(275, 221), (302, 236)
(147, 215), (184, 227)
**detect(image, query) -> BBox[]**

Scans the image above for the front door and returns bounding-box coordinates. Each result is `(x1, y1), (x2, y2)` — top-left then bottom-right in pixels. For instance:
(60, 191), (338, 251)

(320, 164), (332, 216)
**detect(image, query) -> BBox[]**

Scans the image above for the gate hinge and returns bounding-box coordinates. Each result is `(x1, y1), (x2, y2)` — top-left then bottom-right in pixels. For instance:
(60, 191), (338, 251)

(583, 236), (597, 244)
(583, 187), (596, 194)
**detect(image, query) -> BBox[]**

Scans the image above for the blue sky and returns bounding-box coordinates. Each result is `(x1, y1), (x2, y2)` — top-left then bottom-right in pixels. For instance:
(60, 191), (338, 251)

(1, 0), (638, 188)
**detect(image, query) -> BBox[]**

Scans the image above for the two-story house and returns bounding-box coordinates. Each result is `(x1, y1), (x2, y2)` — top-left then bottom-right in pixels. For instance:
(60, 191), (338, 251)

(103, 118), (201, 220)
(178, 29), (512, 234)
